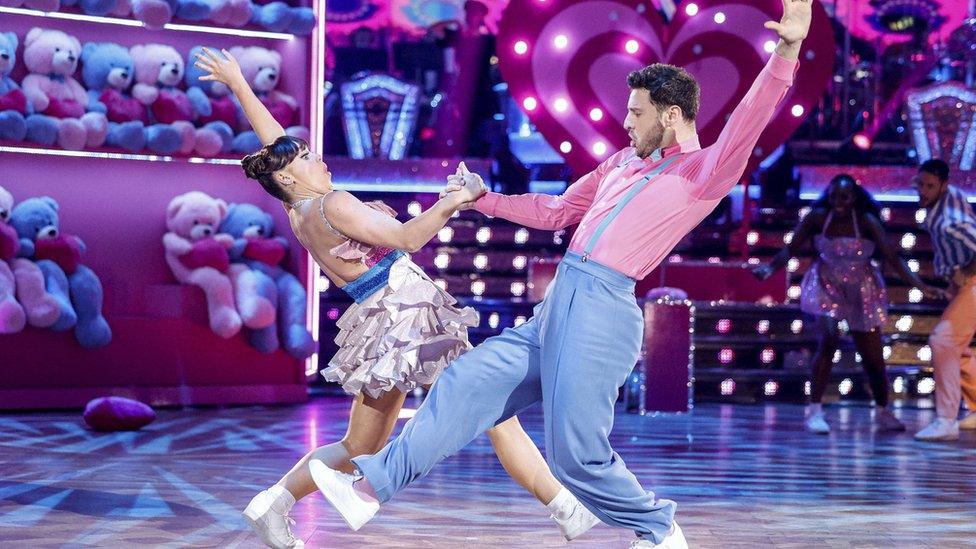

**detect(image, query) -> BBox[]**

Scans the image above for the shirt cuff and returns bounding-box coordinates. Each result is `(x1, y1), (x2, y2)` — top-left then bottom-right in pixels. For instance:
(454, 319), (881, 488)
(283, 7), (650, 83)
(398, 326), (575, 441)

(767, 52), (799, 84)
(474, 192), (502, 216)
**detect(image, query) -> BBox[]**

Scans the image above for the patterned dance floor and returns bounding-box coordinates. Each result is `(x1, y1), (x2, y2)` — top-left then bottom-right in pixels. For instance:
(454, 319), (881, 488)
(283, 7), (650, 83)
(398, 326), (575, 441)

(1, 396), (974, 548)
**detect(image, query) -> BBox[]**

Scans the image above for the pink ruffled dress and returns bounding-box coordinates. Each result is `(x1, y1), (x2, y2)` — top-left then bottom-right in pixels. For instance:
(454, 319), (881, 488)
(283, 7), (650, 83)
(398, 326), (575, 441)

(296, 195), (479, 399)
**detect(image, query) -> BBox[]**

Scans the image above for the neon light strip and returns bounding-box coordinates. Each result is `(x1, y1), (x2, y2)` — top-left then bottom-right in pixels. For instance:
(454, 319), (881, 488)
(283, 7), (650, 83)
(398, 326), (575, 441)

(305, 0), (326, 378)
(0, 7), (295, 40)
(0, 145), (242, 164)
(799, 191), (976, 204)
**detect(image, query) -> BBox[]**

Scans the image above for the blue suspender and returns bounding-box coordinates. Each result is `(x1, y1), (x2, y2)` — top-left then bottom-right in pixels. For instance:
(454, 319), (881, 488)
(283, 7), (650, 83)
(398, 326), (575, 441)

(581, 154), (682, 261)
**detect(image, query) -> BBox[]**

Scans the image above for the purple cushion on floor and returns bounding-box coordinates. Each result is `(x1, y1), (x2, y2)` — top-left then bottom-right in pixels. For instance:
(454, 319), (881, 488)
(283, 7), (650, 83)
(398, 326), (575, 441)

(83, 397), (156, 431)
(645, 286), (689, 302)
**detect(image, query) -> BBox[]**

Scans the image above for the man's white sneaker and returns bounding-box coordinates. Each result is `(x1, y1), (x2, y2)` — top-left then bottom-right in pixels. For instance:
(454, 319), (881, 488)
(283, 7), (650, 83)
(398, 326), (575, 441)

(308, 459), (379, 531)
(914, 417), (960, 441)
(805, 412), (830, 434)
(874, 408), (906, 432)
(551, 500), (601, 541)
(958, 412), (976, 430)
(629, 522), (687, 548)
(242, 489), (304, 548)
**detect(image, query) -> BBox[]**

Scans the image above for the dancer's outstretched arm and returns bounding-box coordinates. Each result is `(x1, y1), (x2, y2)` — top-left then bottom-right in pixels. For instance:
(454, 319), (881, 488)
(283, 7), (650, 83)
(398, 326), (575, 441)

(194, 47), (284, 146)
(752, 208), (818, 280)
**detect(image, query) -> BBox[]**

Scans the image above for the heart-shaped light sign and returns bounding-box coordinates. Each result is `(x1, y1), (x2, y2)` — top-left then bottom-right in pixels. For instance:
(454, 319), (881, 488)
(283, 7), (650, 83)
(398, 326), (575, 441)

(497, 0), (835, 176)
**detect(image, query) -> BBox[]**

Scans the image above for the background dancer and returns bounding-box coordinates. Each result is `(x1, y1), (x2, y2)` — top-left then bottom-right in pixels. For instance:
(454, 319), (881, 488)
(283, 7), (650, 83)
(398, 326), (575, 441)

(193, 47), (600, 549)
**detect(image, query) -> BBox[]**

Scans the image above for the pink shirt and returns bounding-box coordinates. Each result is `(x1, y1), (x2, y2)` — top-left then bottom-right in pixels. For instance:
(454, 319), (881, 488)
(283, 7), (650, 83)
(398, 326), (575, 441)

(475, 53), (798, 280)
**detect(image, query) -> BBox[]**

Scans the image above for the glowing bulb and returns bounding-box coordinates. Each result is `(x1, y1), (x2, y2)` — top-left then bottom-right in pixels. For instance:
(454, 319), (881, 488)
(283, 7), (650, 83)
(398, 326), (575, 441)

(471, 280), (486, 295)
(553, 34), (568, 49)
(514, 40), (529, 55)
(761, 348), (775, 364)
(756, 320), (770, 334)
(685, 3), (699, 16)
(917, 345), (932, 362)
(764, 40), (776, 53)
(510, 282), (526, 296)
(474, 253), (489, 270)
(716, 318), (731, 333)
(895, 315), (913, 332)
(592, 141), (607, 156)
(839, 378), (853, 395)
(625, 39), (639, 54)
(720, 378), (735, 395)
(791, 319), (803, 334)
(512, 255), (527, 270)
(764, 380), (778, 396)
(434, 253), (450, 269)
(791, 104), (804, 117)
(900, 233), (916, 250)
(915, 209), (927, 223)
(476, 227), (492, 243)
(589, 108), (604, 121)
(523, 97), (538, 111)
(438, 227), (454, 243)
(746, 231), (759, 245)
(559, 141), (572, 153)
(554, 98), (569, 112)
(407, 201), (422, 217)
(515, 228), (530, 244)
(488, 313), (500, 329)
(713, 11), (726, 23)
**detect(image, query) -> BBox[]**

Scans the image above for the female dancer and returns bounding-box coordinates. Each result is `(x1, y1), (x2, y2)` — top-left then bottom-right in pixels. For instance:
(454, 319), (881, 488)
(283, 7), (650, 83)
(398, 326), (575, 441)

(193, 48), (598, 548)
(754, 174), (941, 434)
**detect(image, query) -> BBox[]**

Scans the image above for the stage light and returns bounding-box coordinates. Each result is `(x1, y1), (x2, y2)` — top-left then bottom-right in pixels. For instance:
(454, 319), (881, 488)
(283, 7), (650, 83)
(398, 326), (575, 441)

(764, 380), (778, 396)
(471, 280), (486, 295)
(747, 257), (761, 265)
(625, 39), (640, 54)
(791, 319), (804, 334)
(908, 288), (923, 303)
(713, 11), (726, 24)
(915, 209), (927, 223)
(589, 108), (604, 121)
(893, 376), (906, 394)
(407, 201), (422, 217)
(756, 320), (770, 334)
(553, 34), (569, 49)
(763, 40), (777, 53)
(896, 315), (914, 332)
(883, 345), (892, 360)
(514, 40), (529, 55)
(908, 259), (920, 272)
(881, 207), (891, 221)
(488, 313), (500, 329)
(474, 253), (489, 270)
(746, 231), (759, 245)
(719, 348), (735, 364)
(761, 348), (776, 364)
(513, 255), (528, 270)
(791, 104), (804, 117)
(434, 253), (450, 269)
(788, 285), (801, 300)
(669, 255), (683, 263)
(900, 233), (916, 250)
(514, 315), (527, 326)
(592, 141), (607, 155)
(515, 228), (530, 244)
(799, 206), (811, 218)
(523, 97), (538, 111)
(855, 352), (862, 363)
(685, 3), (699, 16)
(804, 381), (811, 396)
(511, 282), (526, 296)
(838, 320), (849, 333)
(476, 227), (492, 243)
(434, 278), (447, 290)
(553, 232), (564, 245)
(707, 256), (721, 264)
(438, 227), (454, 243)
(783, 231), (793, 244)
(327, 308), (340, 320)
(839, 378), (853, 395)
(832, 350), (842, 364)
(554, 98), (569, 112)
(559, 141), (572, 153)
(853, 133), (872, 150)
(917, 377), (935, 395)
(917, 345), (932, 362)
(787, 257), (800, 272)
(720, 378), (735, 395)
(716, 319), (732, 333)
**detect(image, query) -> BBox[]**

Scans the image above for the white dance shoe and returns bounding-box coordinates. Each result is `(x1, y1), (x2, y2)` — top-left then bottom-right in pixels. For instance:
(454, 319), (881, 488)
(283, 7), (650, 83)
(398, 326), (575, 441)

(551, 499), (601, 541)
(630, 522), (688, 548)
(914, 417), (960, 441)
(308, 459), (379, 531)
(242, 489), (304, 548)
(804, 412), (830, 434)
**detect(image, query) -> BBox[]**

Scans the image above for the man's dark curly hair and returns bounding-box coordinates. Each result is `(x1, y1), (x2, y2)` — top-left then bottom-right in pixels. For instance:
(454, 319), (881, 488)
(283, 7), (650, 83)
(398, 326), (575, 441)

(626, 64), (700, 121)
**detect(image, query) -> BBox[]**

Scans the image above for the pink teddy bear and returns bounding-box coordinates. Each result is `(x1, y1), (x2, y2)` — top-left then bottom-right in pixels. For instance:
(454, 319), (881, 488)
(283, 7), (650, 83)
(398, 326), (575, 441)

(0, 185), (60, 334)
(163, 191), (276, 339)
(132, 44), (223, 157)
(229, 46), (308, 152)
(21, 28), (108, 151)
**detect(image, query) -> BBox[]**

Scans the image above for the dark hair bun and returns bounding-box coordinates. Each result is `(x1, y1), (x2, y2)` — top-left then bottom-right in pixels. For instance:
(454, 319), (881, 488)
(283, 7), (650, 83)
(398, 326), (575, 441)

(241, 152), (271, 180)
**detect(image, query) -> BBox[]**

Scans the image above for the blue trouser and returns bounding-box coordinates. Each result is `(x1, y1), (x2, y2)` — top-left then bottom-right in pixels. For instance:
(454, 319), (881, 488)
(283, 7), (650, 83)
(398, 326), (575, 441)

(351, 252), (676, 542)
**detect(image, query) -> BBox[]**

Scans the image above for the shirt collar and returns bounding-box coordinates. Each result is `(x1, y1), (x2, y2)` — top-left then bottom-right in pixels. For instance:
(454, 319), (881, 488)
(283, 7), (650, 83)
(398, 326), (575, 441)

(646, 136), (701, 162)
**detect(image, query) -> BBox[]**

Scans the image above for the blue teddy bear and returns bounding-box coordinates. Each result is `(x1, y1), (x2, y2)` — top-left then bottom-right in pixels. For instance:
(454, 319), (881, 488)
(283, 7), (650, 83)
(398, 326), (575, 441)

(0, 31), (59, 146)
(9, 197), (112, 348)
(80, 42), (183, 155)
(251, 1), (316, 35)
(219, 203), (314, 359)
(183, 46), (237, 154)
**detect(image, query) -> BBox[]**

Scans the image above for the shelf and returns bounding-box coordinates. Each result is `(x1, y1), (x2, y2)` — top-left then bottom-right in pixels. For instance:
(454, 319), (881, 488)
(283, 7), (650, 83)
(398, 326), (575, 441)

(0, 6), (296, 40)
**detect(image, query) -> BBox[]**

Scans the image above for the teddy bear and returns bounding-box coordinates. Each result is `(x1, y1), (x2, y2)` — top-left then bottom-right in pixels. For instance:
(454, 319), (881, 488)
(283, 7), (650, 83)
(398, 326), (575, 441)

(21, 28), (108, 151)
(164, 191), (254, 339)
(131, 43), (223, 157)
(0, 186), (61, 333)
(206, 0), (252, 27)
(229, 46), (308, 153)
(1, 30), (61, 147)
(183, 46), (237, 153)
(0, 0), (59, 13)
(219, 202), (314, 359)
(80, 42), (183, 154)
(59, 0), (118, 16)
(9, 196), (112, 347)
(250, 0), (315, 35)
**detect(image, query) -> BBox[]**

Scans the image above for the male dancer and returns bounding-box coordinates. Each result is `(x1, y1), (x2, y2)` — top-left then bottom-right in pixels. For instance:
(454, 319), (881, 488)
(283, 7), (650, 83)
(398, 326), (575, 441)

(912, 159), (976, 441)
(310, 1), (813, 547)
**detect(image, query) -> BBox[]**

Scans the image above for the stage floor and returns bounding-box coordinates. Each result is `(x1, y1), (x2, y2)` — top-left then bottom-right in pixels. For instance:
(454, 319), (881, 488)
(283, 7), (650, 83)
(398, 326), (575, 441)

(1, 396), (974, 548)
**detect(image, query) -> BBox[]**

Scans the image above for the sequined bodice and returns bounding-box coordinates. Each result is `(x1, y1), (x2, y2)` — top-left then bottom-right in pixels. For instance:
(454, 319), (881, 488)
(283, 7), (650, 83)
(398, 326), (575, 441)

(292, 195), (395, 267)
(814, 211), (875, 270)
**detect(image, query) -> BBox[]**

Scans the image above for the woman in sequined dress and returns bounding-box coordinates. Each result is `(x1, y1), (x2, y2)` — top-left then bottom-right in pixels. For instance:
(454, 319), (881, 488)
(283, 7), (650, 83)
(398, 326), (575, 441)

(193, 48), (600, 548)
(754, 174), (940, 434)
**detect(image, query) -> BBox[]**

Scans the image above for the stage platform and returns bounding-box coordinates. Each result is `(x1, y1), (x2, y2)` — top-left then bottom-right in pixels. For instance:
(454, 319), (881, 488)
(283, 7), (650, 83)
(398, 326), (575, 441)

(1, 396), (973, 548)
